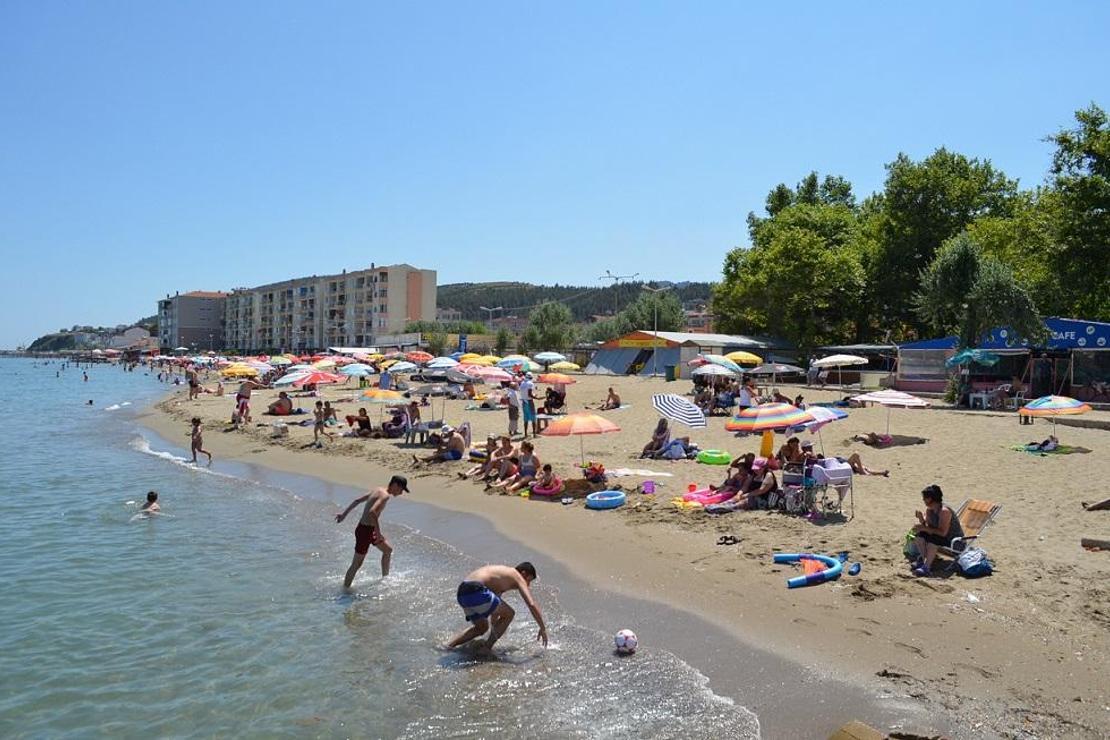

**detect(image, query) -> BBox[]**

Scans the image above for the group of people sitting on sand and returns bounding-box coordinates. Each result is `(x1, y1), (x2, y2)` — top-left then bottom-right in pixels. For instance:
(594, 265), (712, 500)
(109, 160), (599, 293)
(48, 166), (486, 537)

(454, 435), (561, 496)
(640, 419), (702, 460)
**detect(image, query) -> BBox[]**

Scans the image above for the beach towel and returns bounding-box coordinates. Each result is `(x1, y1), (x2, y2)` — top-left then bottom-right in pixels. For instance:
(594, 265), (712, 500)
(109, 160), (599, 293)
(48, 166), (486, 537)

(1008, 444), (1089, 456)
(606, 468), (675, 477)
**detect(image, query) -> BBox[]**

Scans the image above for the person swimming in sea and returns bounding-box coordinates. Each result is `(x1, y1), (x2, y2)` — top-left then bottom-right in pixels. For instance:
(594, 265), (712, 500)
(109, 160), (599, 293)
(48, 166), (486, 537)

(141, 491), (161, 513)
(446, 562), (548, 654)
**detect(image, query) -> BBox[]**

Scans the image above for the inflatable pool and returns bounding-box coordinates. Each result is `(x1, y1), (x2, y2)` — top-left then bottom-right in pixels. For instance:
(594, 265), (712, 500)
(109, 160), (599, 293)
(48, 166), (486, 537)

(682, 487), (737, 506)
(531, 478), (565, 497)
(772, 553), (843, 588)
(696, 450), (731, 465)
(585, 490), (626, 510)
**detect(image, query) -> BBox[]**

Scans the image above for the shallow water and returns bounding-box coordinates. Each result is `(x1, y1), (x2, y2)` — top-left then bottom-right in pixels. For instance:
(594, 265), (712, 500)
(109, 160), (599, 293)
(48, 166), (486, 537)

(0, 359), (759, 738)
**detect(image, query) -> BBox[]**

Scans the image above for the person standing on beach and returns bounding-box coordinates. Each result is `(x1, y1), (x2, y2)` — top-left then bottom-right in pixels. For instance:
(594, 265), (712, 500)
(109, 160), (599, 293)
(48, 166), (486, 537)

(185, 365), (199, 400)
(505, 382), (520, 437)
(335, 475), (409, 586)
(447, 562), (548, 653)
(190, 417), (212, 464)
(519, 373), (537, 438)
(235, 378), (267, 423)
(313, 401), (334, 446)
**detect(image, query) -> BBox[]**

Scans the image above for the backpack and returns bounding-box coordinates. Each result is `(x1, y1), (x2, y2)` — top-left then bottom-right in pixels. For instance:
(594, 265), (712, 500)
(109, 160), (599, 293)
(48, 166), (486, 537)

(957, 547), (994, 578)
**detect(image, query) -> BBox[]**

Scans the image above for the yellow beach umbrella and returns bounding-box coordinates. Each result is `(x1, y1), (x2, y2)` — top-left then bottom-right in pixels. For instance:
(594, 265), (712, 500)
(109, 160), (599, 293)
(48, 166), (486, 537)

(221, 365), (259, 377)
(725, 351), (763, 366)
(313, 359), (336, 369)
(477, 355), (502, 364)
(549, 361), (580, 372)
(458, 353), (480, 361)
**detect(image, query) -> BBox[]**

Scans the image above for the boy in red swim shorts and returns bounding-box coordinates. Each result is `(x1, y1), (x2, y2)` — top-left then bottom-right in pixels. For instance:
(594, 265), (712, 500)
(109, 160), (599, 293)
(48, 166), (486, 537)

(335, 475), (408, 588)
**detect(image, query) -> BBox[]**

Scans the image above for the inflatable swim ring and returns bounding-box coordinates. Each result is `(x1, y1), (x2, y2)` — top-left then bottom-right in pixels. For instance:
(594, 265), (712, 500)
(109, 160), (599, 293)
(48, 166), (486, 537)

(696, 450), (731, 465)
(531, 478), (564, 497)
(682, 487), (737, 506)
(585, 490), (626, 510)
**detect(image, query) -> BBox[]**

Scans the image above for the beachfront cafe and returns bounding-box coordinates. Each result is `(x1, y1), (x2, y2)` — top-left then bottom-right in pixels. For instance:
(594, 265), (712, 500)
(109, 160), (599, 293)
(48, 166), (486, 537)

(895, 317), (1110, 406)
(584, 330), (793, 377)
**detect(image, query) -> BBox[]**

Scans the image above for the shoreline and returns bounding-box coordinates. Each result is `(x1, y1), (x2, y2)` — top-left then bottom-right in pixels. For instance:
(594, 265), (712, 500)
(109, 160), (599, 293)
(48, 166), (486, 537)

(144, 378), (1110, 739)
(136, 413), (944, 739)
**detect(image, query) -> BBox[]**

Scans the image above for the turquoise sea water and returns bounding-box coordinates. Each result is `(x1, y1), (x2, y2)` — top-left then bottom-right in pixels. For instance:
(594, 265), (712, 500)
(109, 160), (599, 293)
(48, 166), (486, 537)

(0, 359), (758, 738)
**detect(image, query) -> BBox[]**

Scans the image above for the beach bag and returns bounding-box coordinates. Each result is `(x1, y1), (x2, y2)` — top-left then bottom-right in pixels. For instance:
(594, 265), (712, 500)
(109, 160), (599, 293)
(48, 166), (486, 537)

(957, 548), (994, 578)
(903, 530), (921, 560)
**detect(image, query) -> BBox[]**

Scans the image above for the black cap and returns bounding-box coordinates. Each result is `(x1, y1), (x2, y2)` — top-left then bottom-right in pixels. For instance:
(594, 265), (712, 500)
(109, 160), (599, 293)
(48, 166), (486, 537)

(390, 474), (410, 492)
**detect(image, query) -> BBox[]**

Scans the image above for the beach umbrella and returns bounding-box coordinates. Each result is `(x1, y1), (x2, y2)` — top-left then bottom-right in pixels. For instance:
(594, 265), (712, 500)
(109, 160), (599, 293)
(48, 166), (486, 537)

(651, 393), (707, 429)
(852, 389), (930, 435)
(445, 368), (480, 385)
(1019, 395), (1091, 438)
(725, 351), (763, 366)
(541, 412), (622, 464)
(269, 356), (292, 365)
(746, 362), (805, 385)
(273, 371), (312, 387)
(700, 354), (744, 373)
(414, 383), (450, 396)
(813, 354), (868, 387)
(290, 371), (345, 387)
(406, 350), (434, 364)
(427, 356), (459, 369)
(548, 361), (581, 372)
(360, 388), (407, 404)
(537, 373), (577, 385)
(691, 364), (738, 378)
(284, 364), (314, 374)
(459, 356), (496, 367)
(220, 365), (259, 378)
(534, 351), (566, 366)
(725, 402), (814, 433)
(340, 363), (376, 376)
(458, 352), (480, 361)
(467, 366), (513, 383)
(313, 358), (337, 369)
(387, 361), (418, 374)
(477, 355), (503, 364)
(247, 361), (274, 373)
(799, 406), (849, 454)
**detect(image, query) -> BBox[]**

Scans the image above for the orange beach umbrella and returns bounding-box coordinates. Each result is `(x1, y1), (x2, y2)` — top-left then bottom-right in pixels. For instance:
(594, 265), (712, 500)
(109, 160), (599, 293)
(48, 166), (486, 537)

(541, 412), (621, 464)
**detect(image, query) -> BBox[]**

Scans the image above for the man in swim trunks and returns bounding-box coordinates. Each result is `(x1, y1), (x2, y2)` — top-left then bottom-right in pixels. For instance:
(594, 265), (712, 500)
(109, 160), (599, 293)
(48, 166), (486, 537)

(235, 379), (268, 423)
(335, 474), (408, 586)
(412, 425), (467, 465)
(447, 562), (548, 653)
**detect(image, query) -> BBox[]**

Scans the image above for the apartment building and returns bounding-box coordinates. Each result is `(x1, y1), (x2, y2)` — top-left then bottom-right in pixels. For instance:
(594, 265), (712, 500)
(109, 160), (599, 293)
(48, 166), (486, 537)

(223, 264), (436, 352)
(158, 291), (228, 350)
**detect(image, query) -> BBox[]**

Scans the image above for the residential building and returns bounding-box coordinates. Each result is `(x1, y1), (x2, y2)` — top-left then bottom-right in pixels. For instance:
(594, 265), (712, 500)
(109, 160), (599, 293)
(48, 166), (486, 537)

(684, 308), (714, 333)
(158, 291), (228, 351)
(436, 307), (463, 323)
(222, 263), (436, 352)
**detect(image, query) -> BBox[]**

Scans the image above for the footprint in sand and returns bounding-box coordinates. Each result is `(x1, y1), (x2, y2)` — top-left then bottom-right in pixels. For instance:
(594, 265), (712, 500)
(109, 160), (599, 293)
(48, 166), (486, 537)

(846, 627), (873, 636)
(893, 641), (927, 658)
(955, 662), (998, 679)
(857, 616), (882, 626)
(792, 617), (817, 627)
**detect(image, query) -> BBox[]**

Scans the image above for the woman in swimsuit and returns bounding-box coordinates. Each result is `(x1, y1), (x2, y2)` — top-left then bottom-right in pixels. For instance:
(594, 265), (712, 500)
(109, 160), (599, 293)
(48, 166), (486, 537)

(488, 441), (540, 494)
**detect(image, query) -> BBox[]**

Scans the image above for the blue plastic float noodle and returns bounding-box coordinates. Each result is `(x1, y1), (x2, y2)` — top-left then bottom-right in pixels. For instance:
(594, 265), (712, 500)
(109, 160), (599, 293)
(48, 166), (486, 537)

(772, 553), (844, 588)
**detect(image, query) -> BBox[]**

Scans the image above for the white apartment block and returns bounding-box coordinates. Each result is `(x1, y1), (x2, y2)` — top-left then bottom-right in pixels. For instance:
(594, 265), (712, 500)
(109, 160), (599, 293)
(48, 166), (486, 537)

(223, 263), (436, 352)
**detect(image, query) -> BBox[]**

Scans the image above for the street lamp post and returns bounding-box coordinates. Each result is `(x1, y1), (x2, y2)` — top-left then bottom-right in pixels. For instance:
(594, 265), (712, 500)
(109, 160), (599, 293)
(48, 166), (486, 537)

(641, 285), (672, 378)
(479, 306), (503, 333)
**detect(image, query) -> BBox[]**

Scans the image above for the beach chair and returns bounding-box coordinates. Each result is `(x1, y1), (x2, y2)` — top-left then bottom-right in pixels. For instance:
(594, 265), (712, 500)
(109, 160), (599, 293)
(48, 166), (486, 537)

(938, 499), (1002, 558)
(811, 460), (854, 519)
(1004, 389), (1026, 410)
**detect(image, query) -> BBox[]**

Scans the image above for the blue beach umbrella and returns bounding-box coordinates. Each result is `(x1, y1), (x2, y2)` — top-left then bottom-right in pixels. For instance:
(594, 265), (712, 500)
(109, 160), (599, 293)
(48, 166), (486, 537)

(340, 363), (376, 376)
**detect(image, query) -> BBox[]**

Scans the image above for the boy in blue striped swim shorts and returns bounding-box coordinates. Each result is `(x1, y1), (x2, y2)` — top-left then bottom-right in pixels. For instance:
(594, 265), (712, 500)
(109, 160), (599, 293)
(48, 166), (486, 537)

(447, 562), (548, 653)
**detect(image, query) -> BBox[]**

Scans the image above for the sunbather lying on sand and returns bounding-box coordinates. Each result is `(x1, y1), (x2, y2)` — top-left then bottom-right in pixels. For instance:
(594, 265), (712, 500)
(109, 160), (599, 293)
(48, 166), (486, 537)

(853, 432), (893, 448)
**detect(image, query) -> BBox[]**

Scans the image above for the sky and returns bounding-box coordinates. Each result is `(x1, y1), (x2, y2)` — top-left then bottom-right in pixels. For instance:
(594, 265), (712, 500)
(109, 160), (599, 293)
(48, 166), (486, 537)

(1, 2), (1108, 348)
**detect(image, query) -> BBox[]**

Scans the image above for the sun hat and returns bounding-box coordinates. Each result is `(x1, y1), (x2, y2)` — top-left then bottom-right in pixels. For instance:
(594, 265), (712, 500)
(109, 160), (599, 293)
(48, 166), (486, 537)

(801, 440), (813, 449)
(752, 457), (767, 470)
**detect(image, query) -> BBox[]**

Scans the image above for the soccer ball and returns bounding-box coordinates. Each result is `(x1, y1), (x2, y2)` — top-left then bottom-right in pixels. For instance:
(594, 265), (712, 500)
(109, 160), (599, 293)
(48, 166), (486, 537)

(614, 629), (638, 655)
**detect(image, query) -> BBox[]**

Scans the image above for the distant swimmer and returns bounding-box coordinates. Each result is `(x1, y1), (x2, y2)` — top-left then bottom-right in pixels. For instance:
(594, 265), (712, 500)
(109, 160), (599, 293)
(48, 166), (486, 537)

(86, 400), (94, 406)
(83, 372), (88, 382)
(141, 491), (161, 513)
(447, 562), (548, 653)
(335, 475), (408, 586)
(190, 417), (212, 465)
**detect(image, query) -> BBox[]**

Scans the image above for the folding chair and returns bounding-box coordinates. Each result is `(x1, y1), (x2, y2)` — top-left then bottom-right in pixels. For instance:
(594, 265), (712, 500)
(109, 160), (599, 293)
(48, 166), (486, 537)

(938, 499), (1002, 559)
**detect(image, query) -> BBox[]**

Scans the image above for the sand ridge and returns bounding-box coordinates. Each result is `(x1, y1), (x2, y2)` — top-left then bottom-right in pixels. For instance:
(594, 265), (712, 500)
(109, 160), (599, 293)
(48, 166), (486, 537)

(149, 372), (1110, 738)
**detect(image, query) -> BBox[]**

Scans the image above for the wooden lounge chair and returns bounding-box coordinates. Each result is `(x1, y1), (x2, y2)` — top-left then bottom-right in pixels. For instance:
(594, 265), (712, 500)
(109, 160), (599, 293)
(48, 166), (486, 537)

(939, 498), (1002, 558)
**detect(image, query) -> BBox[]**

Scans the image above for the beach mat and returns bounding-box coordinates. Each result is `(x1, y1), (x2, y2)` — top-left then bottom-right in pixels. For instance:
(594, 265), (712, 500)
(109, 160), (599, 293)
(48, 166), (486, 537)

(1008, 444), (1091, 456)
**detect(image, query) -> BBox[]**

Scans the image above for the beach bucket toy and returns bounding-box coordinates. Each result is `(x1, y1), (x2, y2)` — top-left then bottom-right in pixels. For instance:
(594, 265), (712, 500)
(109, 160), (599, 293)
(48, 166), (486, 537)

(585, 490), (626, 510)
(687, 482), (697, 492)
(696, 450), (731, 465)
(642, 480), (655, 494)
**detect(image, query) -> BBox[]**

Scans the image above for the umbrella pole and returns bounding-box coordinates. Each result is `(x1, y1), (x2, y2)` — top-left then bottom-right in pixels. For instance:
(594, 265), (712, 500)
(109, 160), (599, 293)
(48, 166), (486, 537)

(580, 436), (585, 466)
(886, 407), (891, 436)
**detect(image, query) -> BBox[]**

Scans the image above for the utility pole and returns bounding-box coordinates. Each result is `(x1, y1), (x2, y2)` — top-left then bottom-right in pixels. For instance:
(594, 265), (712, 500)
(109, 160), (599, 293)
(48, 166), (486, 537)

(479, 305), (503, 333)
(599, 270), (639, 317)
(641, 285), (672, 378)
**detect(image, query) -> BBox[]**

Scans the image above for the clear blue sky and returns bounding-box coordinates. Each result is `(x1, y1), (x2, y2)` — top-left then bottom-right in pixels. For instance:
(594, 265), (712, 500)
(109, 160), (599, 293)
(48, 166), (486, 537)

(2, 2), (1107, 348)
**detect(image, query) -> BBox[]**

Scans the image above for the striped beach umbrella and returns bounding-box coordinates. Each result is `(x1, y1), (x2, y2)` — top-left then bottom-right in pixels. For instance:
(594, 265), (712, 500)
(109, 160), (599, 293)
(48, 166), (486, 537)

(651, 393), (707, 429)
(799, 405), (849, 454)
(1019, 395), (1091, 438)
(701, 354), (744, 373)
(541, 412), (621, 464)
(725, 402), (813, 433)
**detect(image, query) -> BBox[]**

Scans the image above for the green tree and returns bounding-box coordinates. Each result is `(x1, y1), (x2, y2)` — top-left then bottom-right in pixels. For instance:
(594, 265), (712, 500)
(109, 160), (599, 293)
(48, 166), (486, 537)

(870, 149), (1018, 334)
(425, 330), (447, 357)
(747, 172), (857, 239)
(915, 232), (1044, 349)
(525, 302), (576, 351)
(1046, 103), (1110, 318)
(494, 327), (512, 356)
(618, 290), (684, 333)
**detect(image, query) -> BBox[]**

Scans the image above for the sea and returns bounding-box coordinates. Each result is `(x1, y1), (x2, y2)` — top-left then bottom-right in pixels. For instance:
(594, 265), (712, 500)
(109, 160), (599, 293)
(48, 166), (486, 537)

(0, 358), (760, 739)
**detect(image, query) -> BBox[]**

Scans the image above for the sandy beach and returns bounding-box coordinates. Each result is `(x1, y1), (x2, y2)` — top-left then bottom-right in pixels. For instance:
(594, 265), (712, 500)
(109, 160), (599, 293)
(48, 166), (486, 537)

(147, 373), (1110, 738)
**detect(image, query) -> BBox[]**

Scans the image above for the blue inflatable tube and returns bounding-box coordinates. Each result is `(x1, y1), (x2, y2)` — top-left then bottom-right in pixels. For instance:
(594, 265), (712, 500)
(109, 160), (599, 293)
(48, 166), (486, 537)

(772, 553), (843, 588)
(585, 490), (626, 510)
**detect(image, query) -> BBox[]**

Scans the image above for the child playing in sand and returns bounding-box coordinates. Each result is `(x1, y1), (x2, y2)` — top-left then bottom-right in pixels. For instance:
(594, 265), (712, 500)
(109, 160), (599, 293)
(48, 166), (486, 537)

(190, 417), (212, 464)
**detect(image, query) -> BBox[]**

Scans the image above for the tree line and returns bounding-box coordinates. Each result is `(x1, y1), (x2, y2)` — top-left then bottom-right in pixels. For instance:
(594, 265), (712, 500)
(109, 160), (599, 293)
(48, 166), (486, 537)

(713, 104), (1109, 351)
